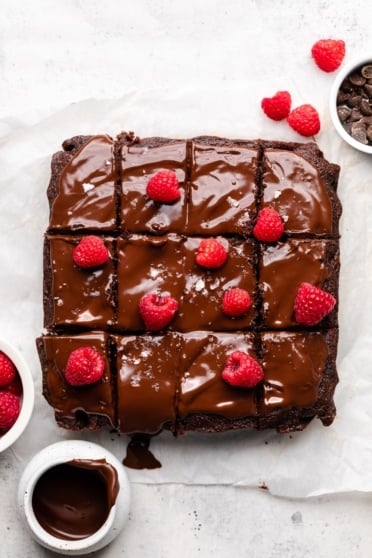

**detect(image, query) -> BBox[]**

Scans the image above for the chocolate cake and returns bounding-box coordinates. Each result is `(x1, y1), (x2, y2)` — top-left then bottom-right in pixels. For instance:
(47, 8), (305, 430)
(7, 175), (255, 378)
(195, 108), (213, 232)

(37, 133), (341, 435)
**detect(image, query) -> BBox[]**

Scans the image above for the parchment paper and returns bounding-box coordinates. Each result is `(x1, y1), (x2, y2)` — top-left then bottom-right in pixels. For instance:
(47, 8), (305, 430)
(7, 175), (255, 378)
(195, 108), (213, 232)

(1, 80), (371, 498)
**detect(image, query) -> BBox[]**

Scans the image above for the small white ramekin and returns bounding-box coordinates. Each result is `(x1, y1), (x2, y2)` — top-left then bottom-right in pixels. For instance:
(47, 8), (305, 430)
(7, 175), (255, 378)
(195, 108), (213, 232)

(18, 440), (131, 555)
(0, 339), (35, 453)
(329, 54), (372, 154)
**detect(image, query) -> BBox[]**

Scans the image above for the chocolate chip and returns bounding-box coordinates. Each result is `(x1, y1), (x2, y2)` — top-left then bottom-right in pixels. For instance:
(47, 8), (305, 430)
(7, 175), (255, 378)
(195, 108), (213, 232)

(348, 94), (363, 108)
(351, 122), (368, 144)
(361, 65), (372, 79)
(349, 72), (366, 87)
(364, 84), (372, 96)
(340, 78), (353, 92)
(337, 106), (351, 122)
(337, 90), (350, 104)
(349, 108), (363, 122)
(360, 98), (372, 116)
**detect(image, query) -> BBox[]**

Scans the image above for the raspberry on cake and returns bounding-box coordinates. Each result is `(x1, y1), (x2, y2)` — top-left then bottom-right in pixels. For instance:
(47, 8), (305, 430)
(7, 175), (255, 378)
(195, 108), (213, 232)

(253, 207), (284, 242)
(139, 293), (179, 331)
(37, 133), (341, 437)
(65, 346), (106, 386)
(221, 288), (252, 318)
(195, 238), (228, 269)
(72, 235), (109, 269)
(222, 351), (264, 388)
(146, 169), (180, 203)
(294, 282), (336, 326)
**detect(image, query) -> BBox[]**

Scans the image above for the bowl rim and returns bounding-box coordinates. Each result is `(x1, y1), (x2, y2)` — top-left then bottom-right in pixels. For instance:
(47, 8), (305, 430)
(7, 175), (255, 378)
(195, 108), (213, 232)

(329, 53), (372, 154)
(18, 440), (131, 555)
(0, 338), (35, 452)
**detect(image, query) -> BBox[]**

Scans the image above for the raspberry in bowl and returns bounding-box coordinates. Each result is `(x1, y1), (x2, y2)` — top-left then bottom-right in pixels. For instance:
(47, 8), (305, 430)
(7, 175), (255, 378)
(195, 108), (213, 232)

(330, 54), (372, 154)
(0, 339), (34, 453)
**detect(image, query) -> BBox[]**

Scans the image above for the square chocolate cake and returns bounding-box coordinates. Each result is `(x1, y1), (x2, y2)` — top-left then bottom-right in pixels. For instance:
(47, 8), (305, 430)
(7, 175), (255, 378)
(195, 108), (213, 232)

(37, 133), (341, 435)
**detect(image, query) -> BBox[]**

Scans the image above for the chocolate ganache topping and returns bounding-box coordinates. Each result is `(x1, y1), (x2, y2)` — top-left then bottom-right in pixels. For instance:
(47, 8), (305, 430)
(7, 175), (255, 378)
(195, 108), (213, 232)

(38, 134), (341, 449)
(32, 459), (119, 541)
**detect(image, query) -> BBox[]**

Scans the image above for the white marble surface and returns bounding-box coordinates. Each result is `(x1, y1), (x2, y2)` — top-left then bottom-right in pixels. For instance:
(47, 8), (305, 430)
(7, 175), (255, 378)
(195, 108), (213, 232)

(1, 1), (372, 556)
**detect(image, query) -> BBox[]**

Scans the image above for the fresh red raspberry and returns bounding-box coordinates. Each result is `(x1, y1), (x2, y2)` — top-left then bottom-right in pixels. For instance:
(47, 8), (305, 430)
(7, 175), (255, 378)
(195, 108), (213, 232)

(72, 236), (109, 269)
(294, 282), (336, 326)
(287, 104), (321, 137)
(0, 351), (16, 388)
(0, 392), (20, 431)
(195, 238), (228, 269)
(146, 170), (180, 203)
(253, 208), (284, 242)
(2, 375), (23, 396)
(65, 346), (106, 386)
(222, 351), (264, 389)
(261, 90), (292, 121)
(222, 288), (252, 318)
(139, 293), (179, 331)
(311, 39), (346, 72)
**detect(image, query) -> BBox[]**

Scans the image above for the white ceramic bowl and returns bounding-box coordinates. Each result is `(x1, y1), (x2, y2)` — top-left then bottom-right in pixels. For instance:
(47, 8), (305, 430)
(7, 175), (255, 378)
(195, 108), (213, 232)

(329, 54), (372, 154)
(18, 440), (131, 555)
(0, 339), (35, 452)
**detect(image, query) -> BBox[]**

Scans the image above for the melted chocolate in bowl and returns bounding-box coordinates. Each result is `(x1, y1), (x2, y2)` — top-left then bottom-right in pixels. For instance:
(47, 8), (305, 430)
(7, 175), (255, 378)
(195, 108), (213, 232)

(31, 459), (119, 541)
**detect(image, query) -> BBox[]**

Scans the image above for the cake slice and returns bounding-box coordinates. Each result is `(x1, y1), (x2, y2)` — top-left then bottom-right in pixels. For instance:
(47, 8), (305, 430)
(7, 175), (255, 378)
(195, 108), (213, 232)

(258, 329), (338, 431)
(47, 135), (118, 232)
(37, 332), (116, 430)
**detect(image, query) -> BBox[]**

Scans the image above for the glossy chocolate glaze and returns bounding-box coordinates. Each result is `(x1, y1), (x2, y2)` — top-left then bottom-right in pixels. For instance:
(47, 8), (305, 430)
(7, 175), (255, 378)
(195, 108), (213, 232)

(115, 334), (179, 434)
(260, 239), (333, 328)
(187, 143), (258, 234)
(177, 237), (256, 332)
(32, 459), (119, 541)
(46, 236), (115, 329)
(178, 332), (258, 420)
(260, 331), (329, 411)
(40, 134), (340, 440)
(121, 142), (187, 234)
(117, 234), (256, 333)
(41, 332), (115, 427)
(261, 149), (333, 235)
(123, 435), (162, 469)
(49, 136), (117, 231)
(116, 234), (185, 331)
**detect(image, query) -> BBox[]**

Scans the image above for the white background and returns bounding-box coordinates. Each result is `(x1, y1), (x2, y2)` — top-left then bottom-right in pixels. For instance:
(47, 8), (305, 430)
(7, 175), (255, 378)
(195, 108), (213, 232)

(1, 1), (372, 556)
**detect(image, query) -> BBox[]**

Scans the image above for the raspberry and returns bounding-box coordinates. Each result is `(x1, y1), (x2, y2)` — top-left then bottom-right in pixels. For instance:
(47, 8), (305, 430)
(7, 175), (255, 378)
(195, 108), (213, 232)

(253, 208), (284, 242)
(195, 238), (228, 269)
(222, 288), (252, 318)
(261, 91), (291, 121)
(72, 236), (109, 269)
(65, 346), (106, 386)
(294, 282), (336, 326)
(0, 392), (20, 431)
(146, 170), (180, 203)
(2, 375), (23, 396)
(287, 104), (321, 137)
(0, 351), (16, 387)
(139, 293), (179, 331)
(311, 39), (346, 73)
(222, 351), (264, 389)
